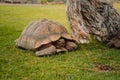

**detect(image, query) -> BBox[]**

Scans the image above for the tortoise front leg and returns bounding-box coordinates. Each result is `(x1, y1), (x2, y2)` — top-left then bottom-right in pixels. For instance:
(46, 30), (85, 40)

(66, 41), (78, 51)
(56, 48), (68, 53)
(35, 45), (57, 57)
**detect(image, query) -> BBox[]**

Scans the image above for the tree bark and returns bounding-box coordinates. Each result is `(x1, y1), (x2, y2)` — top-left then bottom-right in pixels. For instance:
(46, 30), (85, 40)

(66, 0), (120, 45)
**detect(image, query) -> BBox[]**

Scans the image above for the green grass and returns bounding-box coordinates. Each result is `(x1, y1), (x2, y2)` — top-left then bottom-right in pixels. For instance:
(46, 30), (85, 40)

(0, 4), (120, 80)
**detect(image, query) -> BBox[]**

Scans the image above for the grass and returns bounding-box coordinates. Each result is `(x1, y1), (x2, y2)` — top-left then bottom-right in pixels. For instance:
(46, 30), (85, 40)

(114, 3), (120, 12)
(0, 3), (120, 80)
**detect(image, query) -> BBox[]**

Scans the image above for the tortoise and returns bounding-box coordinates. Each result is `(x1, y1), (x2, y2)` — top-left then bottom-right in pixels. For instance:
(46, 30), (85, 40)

(16, 19), (78, 56)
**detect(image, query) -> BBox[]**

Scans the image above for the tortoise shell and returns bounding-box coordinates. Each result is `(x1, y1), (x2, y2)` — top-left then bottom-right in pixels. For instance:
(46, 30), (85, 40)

(16, 19), (73, 50)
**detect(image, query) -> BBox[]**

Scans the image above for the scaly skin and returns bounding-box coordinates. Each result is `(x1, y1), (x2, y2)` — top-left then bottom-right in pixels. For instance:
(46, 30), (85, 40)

(35, 45), (56, 57)
(35, 38), (77, 57)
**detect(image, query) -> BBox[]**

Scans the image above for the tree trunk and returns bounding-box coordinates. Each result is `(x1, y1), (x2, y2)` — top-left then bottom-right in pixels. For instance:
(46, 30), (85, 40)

(66, 0), (120, 45)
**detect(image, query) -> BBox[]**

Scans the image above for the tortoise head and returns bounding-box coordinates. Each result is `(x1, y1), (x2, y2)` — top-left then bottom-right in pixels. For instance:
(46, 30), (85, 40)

(54, 38), (65, 49)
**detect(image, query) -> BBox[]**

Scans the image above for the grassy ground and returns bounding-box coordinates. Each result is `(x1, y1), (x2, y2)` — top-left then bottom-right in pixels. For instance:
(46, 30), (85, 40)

(114, 3), (120, 12)
(0, 3), (120, 80)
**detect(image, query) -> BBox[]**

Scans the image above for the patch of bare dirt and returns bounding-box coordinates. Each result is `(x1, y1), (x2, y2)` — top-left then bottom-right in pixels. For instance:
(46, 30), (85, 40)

(93, 64), (116, 72)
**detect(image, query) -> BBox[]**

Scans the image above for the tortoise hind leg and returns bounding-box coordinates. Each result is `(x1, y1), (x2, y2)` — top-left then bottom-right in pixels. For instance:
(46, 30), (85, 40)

(35, 45), (57, 57)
